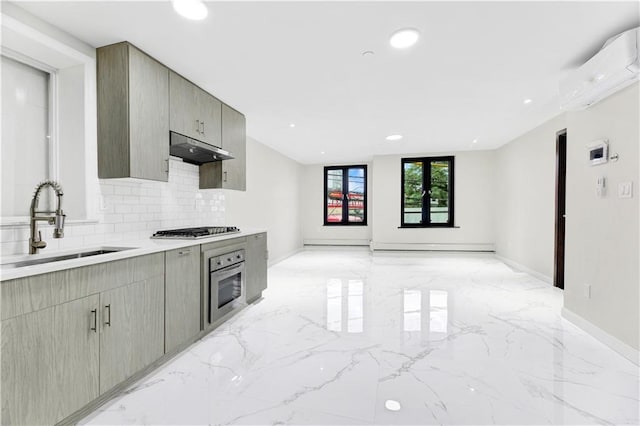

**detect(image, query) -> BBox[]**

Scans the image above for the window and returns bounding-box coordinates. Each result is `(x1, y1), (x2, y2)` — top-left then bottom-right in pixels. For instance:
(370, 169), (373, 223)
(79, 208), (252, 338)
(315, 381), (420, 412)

(401, 156), (454, 227)
(0, 13), (97, 225)
(1, 55), (53, 217)
(324, 165), (367, 225)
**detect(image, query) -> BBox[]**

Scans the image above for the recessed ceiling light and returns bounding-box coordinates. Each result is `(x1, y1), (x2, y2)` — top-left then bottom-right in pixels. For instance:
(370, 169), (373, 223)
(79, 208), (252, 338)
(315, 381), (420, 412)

(472, 139), (478, 144)
(523, 98), (533, 105)
(172, 0), (208, 20)
(385, 400), (402, 411)
(320, 151), (325, 155)
(362, 50), (375, 57)
(289, 123), (296, 128)
(386, 134), (403, 141)
(389, 28), (420, 49)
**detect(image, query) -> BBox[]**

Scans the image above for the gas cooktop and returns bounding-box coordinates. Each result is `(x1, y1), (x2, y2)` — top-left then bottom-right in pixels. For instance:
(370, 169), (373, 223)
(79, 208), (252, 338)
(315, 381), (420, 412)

(151, 226), (240, 239)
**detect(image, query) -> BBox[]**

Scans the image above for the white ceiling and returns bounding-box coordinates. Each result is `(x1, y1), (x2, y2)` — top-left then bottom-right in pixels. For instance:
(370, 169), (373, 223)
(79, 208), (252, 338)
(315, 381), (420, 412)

(9, 1), (640, 164)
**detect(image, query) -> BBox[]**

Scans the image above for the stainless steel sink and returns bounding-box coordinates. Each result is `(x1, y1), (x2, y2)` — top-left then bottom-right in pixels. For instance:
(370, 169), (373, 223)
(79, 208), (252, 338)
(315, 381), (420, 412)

(1, 248), (133, 269)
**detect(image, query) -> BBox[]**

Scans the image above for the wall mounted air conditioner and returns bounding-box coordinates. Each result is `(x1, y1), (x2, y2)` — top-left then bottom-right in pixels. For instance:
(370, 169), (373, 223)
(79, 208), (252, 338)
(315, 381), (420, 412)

(559, 27), (639, 111)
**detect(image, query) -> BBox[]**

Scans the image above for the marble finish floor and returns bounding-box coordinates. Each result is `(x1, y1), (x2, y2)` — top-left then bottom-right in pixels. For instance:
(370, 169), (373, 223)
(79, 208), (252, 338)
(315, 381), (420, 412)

(81, 250), (639, 425)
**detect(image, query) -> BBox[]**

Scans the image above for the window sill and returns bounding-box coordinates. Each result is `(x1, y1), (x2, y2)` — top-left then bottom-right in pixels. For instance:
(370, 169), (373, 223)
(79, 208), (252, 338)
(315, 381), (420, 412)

(398, 225), (460, 229)
(323, 223), (368, 227)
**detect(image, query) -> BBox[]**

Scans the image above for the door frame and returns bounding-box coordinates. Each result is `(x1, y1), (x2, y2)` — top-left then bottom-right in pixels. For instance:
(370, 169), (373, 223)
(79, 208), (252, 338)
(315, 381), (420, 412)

(554, 129), (567, 289)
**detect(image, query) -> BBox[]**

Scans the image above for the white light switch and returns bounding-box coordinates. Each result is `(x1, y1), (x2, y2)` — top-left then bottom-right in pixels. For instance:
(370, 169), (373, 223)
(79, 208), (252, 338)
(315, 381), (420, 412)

(596, 177), (606, 198)
(583, 284), (591, 299)
(618, 181), (633, 198)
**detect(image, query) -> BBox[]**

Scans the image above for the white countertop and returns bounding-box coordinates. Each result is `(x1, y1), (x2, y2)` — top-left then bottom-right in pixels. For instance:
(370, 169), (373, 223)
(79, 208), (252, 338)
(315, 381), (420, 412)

(0, 229), (266, 281)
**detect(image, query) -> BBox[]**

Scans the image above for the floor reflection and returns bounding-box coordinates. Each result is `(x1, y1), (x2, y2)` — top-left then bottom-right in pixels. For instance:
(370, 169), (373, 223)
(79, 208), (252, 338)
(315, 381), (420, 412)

(403, 290), (422, 331)
(429, 290), (448, 335)
(402, 289), (449, 338)
(326, 278), (365, 333)
(325, 279), (449, 339)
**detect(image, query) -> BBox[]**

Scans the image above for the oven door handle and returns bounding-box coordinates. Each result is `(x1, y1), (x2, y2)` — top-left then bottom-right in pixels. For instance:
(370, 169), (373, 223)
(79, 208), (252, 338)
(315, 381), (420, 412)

(211, 262), (245, 279)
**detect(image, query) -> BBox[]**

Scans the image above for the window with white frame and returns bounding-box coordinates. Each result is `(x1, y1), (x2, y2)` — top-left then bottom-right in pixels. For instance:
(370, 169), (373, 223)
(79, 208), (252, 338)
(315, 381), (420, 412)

(1, 54), (55, 217)
(1, 4), (98, 225)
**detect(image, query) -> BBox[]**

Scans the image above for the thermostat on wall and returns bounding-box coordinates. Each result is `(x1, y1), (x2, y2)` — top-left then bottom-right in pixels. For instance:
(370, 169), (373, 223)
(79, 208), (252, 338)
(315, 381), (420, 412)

(587, 139), (608, 166)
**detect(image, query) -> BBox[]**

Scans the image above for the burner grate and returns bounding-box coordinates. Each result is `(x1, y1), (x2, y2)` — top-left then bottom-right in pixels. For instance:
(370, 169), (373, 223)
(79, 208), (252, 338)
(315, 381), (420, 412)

(151, 226), (240, 239)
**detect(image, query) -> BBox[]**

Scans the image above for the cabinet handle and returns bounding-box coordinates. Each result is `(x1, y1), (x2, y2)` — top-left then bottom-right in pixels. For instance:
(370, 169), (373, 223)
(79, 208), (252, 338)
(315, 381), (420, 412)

(195, 119), (201, 134)
(165, 158), (169, 174)
(90, 309), (97, 332)
(178, 249), (191, 256)
(200, 121), (205, 135)
(105, 304), (111, 327)
(223, 171), (227, 182)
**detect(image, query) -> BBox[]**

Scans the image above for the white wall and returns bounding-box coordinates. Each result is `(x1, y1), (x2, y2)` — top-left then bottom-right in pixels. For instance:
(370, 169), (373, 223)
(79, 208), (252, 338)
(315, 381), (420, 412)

(371, 151), (495, 251)
(493, 83), (639, 354)
(225, 137), (304, 265)
(564, 83), (639, 352)
(301, 163), (372, 246)
(58, 65), (87, 218)
(494, 114), (567, 281)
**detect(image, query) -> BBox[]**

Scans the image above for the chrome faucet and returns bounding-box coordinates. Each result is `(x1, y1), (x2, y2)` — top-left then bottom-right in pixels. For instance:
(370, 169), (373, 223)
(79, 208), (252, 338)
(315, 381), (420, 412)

(29, 180), (65, 254)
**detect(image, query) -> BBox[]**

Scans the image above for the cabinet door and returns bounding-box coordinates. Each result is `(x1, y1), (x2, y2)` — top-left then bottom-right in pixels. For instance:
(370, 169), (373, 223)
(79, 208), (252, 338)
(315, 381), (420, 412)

(97, 43), (129, 178)
(97, 42), (169, 181)
(245, 233), (268, 303)
(129, 45), (169, 182)
(165, 247), (201, 353)
(169, 71), (201, 140)
(198, 91), (222, 147)
(99, 277), (164, 394)
(1, 295), (100, 425)
(221, 104), (247, 190)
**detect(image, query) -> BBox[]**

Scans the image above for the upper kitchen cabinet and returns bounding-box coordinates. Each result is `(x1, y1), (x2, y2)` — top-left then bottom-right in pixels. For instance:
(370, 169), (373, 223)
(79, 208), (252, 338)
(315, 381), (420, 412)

(169, 71), (222, 147)
(97, 42), (170, 182)
(200, 104), (247, 191)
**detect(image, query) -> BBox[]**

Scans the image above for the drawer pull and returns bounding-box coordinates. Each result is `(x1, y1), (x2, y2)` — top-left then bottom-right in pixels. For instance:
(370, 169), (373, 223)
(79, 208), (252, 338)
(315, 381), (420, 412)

(105, 304), (111, 327)
(178, 250), (191, 256)
(90, 309), (97, 332)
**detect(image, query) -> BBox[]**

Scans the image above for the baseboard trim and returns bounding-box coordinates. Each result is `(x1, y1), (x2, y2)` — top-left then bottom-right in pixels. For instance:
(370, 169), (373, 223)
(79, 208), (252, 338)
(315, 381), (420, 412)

(268, 247), (303, 267)
(561, 307), (639, 365)
(495, 254), (552, 285)
(371, 242), (494, 252)
(303, 239), (370, 246)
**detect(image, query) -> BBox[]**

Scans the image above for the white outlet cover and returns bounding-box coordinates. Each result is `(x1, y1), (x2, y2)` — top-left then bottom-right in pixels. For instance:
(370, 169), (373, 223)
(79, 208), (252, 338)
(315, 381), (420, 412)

(618, 181), (633, 198)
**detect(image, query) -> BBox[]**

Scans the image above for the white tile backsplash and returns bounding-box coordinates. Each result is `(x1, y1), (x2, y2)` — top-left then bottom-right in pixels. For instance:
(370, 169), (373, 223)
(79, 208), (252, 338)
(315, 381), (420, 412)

(1, 158), (225, 256)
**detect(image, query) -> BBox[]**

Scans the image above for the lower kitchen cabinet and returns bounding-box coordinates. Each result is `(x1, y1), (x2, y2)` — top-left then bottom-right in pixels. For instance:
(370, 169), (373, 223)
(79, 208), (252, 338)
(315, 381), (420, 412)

(0, 236), (266, 425)
(1, 294), (100, 425)
(0, 253), (164, 425)
(164, 247), (201, 353)
(99, 276), (165, 393)
(246, 232), (268, 303)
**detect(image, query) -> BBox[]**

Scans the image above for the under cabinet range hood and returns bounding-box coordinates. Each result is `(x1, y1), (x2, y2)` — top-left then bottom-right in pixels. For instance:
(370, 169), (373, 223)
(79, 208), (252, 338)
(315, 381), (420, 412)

(169, 131), (234, 165)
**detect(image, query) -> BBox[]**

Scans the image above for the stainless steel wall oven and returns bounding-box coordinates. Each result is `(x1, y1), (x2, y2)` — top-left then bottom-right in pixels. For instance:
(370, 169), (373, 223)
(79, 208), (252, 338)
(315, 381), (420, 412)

(208, 249), (245, 323)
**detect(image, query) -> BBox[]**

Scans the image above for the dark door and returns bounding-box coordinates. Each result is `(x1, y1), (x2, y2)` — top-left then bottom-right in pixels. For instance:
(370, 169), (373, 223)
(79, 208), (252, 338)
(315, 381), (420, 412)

(554, 130), (567, 289)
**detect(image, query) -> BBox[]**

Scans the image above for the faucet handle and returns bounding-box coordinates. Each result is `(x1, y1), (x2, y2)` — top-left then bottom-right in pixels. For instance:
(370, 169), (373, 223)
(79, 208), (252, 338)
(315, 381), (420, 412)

(34, 231), (47, 249)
